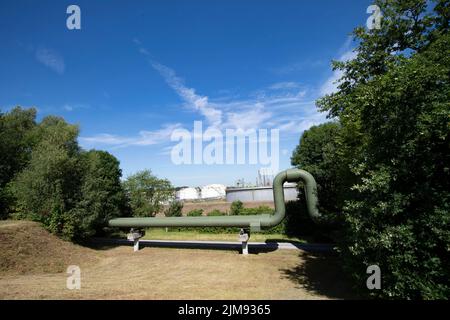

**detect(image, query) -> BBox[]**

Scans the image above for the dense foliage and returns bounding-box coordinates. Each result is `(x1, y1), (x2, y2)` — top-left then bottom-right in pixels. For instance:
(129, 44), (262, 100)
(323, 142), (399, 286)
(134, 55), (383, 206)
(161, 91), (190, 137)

(164, 200), (183, 217)
(0, 107), (36, 218)
(230, 200), (244, 215)
(293, 0), (449, 298)
(0, 109), (129, 240)
(122, 170), (173, 217)
(187, 209), (204, 216)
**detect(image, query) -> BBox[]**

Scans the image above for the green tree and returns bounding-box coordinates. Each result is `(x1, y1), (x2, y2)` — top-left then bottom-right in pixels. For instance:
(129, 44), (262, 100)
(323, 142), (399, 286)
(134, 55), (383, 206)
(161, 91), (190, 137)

(0, 107), (37, 218)
(2, 109), (129, 240)
(10, 116), (83, 239)
(291, 122), (349, 221)
(314, 0), (449, 298)
(290, 122), (348, 241)
(230, 200), (244, 215)
(74, 150), (130, 238)
(123, 170), (173, 217)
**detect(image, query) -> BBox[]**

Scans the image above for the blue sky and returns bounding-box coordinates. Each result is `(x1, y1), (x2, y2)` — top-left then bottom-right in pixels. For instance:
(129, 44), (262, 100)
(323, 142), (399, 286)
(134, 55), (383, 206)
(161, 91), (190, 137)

(0, 0), (372, 186)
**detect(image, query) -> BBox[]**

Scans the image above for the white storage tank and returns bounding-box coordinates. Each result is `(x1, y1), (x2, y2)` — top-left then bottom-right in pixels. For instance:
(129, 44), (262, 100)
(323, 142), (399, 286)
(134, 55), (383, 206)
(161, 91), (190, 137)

(200, 184), (226, 200)
(226, 184), (298, 202)
(176, 187), (200, 201)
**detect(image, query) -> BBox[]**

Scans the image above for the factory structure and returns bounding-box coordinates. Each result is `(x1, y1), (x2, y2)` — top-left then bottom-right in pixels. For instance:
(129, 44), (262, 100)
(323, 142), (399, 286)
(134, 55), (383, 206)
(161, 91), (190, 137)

(176, 169), (299, 203)
(225, 183), (298, 202)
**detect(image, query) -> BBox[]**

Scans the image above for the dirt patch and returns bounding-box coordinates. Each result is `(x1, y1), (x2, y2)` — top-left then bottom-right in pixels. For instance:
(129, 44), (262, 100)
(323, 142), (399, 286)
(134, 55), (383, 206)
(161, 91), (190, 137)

(0, 221), (99, 275)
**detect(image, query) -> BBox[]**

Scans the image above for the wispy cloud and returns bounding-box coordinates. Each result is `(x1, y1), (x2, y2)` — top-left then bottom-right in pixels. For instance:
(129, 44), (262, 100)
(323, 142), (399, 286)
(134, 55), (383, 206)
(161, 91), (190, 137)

(35, 47), (65, 74)
(62, 103), (89, 112)
(151, 61), (223, 128)
(80, 123), (182, 148)
(268, 81), (303, 90)
(81, 40), (331, 149)
(319, 38), (357, 96)
(150, 60), (321, 134)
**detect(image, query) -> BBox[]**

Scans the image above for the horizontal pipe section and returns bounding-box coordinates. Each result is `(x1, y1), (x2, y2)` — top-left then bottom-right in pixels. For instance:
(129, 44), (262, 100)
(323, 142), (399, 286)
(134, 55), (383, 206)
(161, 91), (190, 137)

(108, 168), (321, 230)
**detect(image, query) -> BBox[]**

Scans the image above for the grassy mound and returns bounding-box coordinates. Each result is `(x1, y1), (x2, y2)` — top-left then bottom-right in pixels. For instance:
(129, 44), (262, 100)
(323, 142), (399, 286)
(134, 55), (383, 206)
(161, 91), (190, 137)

(0, 220), (99, 275)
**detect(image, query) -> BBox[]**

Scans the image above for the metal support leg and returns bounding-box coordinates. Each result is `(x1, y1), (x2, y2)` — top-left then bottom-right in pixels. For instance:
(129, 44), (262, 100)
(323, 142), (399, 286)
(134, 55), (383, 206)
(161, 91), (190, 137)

(127, 228), (145, 252)
(239, 228), (250, 255)
(242, 240), (248, 255)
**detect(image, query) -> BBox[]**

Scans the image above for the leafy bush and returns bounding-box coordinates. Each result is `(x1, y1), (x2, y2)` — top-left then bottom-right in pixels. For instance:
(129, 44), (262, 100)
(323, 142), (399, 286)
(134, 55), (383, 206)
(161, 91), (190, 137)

(207, 209), (226, 216)
(239, 205), (273, 216)
(187, 209), (203, 216)
(165, 200), (183, 217)
(123, 170), (173, 217)
(230, 200), (243, 215)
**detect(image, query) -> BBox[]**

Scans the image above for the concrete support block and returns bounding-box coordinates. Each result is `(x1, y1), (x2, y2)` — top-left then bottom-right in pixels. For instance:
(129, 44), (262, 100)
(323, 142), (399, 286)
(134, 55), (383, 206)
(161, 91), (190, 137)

(239, 228), (250, 255)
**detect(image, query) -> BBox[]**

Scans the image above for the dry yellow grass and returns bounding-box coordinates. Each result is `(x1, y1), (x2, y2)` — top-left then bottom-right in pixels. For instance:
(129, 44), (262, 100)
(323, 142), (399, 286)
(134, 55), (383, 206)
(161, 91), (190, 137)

(0, 220), (100, 275)
(142, 228), (303, 242)
(0, 221), (353, 300)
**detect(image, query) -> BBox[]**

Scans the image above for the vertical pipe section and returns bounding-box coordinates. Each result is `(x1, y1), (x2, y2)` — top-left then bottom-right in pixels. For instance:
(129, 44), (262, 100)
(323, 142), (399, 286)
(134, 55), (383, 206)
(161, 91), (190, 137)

(262, 168), (320, 227)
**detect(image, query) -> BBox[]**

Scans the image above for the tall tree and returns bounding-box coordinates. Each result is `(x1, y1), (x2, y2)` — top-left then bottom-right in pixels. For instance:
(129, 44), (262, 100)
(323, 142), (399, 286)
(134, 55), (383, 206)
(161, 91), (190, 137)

(0, 107), (37, 217)
(314, 0), (449, 298)
(291, 122), (347, 220)
(10, 116), (83, 239)
(74, 150), (130, 237)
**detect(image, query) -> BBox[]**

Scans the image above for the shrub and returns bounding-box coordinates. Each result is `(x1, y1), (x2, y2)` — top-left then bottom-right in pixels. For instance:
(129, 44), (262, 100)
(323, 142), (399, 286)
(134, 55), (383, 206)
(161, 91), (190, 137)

(165, 200), (183, 217)
(123, 170), (173, 217)
(239, 205), (273, 216)
(230, 200), (244, 215)
(187, 209), (203, 216)
(207, 209), (226, 216)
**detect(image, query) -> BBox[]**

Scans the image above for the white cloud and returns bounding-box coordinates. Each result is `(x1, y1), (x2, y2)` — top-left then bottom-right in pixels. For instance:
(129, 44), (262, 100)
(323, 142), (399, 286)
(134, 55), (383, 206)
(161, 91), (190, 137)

(151, 61), (325, 133)
(319, 40), (357, 96)
(276, 114), (327, 134)
(82, 43), (330, 150)
(320, 70), (344, 96)
(224, 103), (272, 131)
(268, 81), (302, 90)
(35, 47), (65, 74)
(151, 62), (223, 128)
(80, 123), (182, 148)
(60, 103), (90, 112)
(80, 133), (131, 145)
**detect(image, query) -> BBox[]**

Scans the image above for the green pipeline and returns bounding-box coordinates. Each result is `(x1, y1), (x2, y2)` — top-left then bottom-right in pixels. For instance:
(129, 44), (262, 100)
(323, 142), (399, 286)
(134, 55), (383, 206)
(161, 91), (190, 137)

(108, 168), (320, 231)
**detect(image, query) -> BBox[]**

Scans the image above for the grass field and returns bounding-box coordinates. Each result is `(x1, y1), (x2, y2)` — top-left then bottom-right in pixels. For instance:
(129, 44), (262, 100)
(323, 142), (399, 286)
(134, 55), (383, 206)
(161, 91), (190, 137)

(0, 220), (354, 299)
(142, 228), (305, 243)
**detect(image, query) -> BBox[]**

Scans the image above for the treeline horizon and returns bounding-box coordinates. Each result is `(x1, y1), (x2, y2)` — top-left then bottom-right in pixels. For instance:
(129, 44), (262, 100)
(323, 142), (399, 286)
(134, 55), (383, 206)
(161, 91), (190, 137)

(0, 107), (179, 239)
